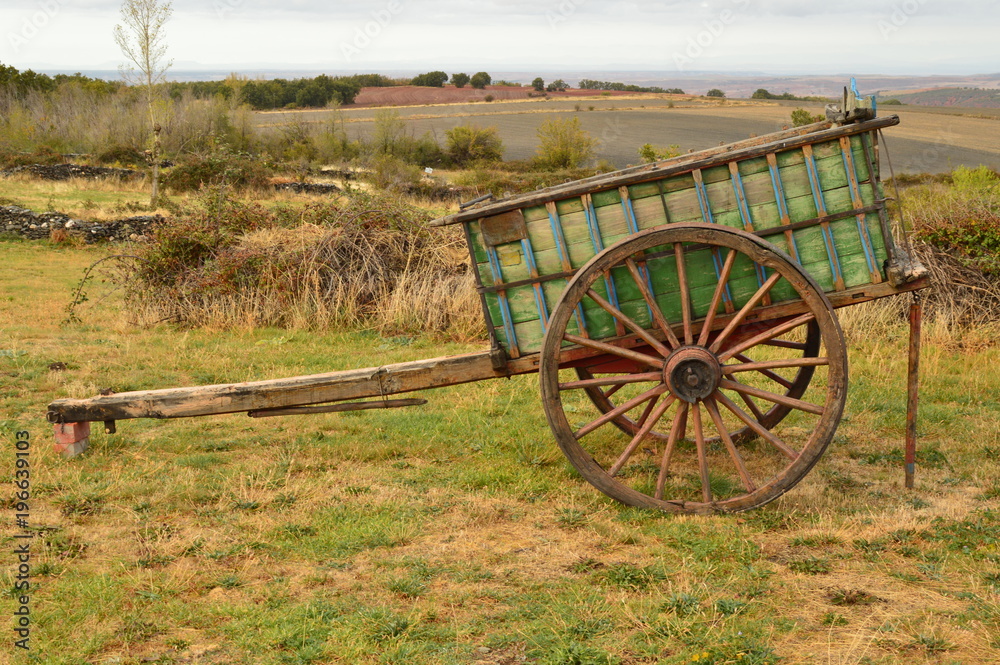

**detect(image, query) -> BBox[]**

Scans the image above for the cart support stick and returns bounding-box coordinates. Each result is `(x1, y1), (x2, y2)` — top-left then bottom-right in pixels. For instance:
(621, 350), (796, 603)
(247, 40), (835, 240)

(905, 295), (922, 489)
(47, 350), (536, 424)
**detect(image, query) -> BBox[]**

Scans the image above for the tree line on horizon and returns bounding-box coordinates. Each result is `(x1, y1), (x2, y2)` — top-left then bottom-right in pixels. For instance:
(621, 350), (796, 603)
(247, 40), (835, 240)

(2, 62), (702, 113)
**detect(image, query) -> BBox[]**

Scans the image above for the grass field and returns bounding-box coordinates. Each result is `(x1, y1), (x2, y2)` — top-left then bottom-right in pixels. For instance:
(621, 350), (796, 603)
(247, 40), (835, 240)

(255, 96), (1000, 173)
(2, 234), (999, 664)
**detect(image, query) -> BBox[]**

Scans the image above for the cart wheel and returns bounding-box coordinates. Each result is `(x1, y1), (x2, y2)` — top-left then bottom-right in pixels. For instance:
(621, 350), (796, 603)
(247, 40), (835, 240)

(574, 320), (821, 444)
(540, 223), (847, 513)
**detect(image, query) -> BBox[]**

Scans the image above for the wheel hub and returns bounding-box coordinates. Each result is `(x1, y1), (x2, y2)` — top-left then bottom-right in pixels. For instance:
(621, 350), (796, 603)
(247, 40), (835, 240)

(664, 346), (721, 403)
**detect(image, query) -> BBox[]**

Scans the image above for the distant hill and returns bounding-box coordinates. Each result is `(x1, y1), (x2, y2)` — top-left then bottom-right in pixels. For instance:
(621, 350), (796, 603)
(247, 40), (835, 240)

(881, 87), (1000, 108)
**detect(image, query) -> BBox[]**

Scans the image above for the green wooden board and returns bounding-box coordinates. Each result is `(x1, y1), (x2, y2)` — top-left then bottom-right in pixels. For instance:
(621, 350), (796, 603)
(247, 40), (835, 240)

(467, 131), (894, 356)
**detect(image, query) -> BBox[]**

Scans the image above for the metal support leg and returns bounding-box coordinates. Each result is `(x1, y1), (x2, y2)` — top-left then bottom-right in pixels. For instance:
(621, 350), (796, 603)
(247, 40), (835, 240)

(905, 294), (922, 489)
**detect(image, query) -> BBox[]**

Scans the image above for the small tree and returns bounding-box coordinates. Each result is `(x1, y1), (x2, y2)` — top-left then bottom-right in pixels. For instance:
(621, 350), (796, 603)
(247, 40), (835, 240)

(411, 71), (448, 87)
(706, 88), (725, 98)
(451, 72), (470, 88)
(445, 124), (504, 165)
(546, 79), (567, 92)
(531, 77), (545, 92)
(638, 143), (681, 163)
(470, 72), (491, 90)
(535, 117), (597, 169)
(371, 109), (407, 156)
(790, 108), (826, 127)
(114, 0), (173, 208)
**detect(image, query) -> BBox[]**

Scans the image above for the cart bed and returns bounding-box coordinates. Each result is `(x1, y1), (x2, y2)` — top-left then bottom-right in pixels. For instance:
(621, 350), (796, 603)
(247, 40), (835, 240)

(434, 115), (905, 358)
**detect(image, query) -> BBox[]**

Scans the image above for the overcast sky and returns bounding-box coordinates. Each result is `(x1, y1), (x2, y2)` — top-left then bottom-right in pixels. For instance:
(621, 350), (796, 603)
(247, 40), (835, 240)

(2, 0), (998, 77)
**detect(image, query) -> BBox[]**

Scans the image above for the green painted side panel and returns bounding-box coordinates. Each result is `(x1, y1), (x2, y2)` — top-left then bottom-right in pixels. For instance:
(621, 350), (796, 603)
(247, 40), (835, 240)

(526, 218), (555, 252)
(632, 196), (669, 229)
(466, 132), (894, 356)
(592, 189), (621, 208)
(556, 198), (585, 215)
(523, 205), (549, 223)
(662, 172), (697, 194)
(593, 201), (631, 246)
(468, 220), (488, 264)
(629, 182), (662, 200)
(739, 156), (770, 177)
(715, 210), (745, 230)
(664, 188), (703, 223)
(703, 164), (731, 184)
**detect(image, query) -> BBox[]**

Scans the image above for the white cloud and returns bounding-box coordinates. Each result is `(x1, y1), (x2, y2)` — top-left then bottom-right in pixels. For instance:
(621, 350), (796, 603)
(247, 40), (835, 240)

(0, 0), (996, 74)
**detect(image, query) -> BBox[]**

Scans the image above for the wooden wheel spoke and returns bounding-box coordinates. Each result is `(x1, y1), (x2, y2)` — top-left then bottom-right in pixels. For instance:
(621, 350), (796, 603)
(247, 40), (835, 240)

(624, 258), (681, 349)
(604, 383), (624, 399)
(738, 391), (766, 421)
(574, 385), (668, 439)
(720, 378), (824, 416)
(724, 357), (829, 376)
(655, 402), (688, 500)
(709, 272), (783, 353)
(717, 313), (816, 362)
(635, 394), (661, 429)
(609, 395), (677, 476)
(692, 402), (711, 503)
(722, 353), (816, 390)
(563, 333), (666, 370)
(585, 288), (672, 357)
(674, 243), (694, 345)
(559, 372), (662, 391)
(734, 353), (795, 390)
(714, 390), (799, 460)
(697, 249), (738, 346)
(704, 397), (757, 493)
(763, 339), (809, 351)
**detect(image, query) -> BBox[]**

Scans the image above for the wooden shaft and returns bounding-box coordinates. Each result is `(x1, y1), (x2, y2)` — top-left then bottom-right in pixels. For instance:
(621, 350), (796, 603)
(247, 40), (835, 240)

(248, 398), (427, 418)
(47, 350), (537, 424)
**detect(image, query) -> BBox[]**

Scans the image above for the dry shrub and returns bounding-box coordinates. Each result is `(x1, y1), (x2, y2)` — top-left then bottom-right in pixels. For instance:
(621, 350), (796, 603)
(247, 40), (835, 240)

(911, 242), (1000, 346)
(117, 190), (483, 341)
(889, 165), (1000, 344)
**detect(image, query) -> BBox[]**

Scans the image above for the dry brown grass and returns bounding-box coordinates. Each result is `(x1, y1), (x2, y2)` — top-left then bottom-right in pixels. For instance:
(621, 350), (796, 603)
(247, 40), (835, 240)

(116, 195), (484, 342)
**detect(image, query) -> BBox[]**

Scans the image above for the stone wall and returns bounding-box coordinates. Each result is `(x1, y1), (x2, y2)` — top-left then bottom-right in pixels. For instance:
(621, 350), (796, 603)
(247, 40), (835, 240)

(1, 164), (142, 181)
(0, 206), (164, 242)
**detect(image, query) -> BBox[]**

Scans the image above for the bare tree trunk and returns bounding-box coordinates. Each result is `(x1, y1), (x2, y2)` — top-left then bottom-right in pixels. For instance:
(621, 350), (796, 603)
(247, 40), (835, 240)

(115, 0), (173, 211)
(151, 124), (161, 208)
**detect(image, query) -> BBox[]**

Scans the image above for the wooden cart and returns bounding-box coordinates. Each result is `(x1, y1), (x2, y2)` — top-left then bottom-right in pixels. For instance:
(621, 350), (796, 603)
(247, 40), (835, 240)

(48, 92), (928, 513)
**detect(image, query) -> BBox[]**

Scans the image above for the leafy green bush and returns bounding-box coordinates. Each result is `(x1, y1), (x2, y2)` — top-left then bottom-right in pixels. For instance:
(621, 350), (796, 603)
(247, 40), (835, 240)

(534, 117), (598, 170)
(367, 110), (445, 166)
(790, 108), (825, 127)
(411, 71), (448, 88)
(910, 166), (1000, 277)
(470, 72), (491, 89)
(368, 154), (424, 193)
(638, 143), (681, 163)
(95, 145), (145, 167)
(445, 124), (504, 166)
(162, 146), (274, 193)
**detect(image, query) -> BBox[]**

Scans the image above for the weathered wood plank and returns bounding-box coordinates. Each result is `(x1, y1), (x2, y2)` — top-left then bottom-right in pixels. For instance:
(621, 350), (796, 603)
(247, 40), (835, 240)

(48, 351), (542, 424)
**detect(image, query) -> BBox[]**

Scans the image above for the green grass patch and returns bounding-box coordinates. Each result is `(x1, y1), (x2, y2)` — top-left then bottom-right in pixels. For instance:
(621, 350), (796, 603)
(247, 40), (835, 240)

(2, 236), (1000, 664)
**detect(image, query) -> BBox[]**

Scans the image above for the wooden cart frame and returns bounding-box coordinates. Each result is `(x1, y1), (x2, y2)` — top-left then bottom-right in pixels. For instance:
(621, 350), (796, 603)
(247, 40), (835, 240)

(49, 98), (928, 513)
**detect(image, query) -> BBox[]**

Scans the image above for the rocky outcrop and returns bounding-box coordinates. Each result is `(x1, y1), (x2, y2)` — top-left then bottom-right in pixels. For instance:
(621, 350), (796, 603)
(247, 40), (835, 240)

(0, 206), (164, 242)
